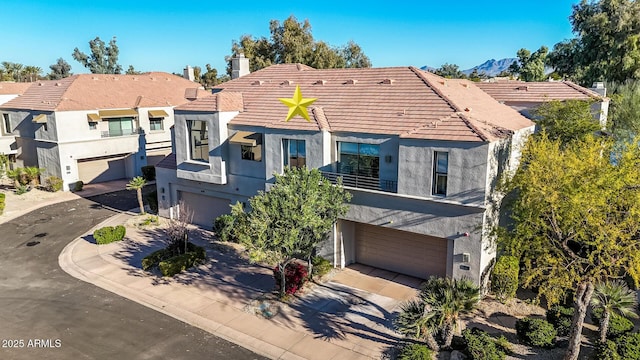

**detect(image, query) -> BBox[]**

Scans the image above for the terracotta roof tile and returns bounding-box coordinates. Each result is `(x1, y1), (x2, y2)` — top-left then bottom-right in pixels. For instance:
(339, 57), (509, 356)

(476, 80), (602, 103)
(176, 92), (244, 112)
(184, 64), (537, 142)
(0, 82), (32, 95)
(0, 73), (200, 111)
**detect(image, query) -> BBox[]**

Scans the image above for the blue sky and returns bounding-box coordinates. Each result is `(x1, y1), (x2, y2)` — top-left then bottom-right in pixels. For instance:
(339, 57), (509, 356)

(1, 1), (578, 76)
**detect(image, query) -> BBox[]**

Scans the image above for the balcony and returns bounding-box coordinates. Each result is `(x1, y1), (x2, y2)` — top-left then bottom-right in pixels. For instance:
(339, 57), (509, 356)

(100, 128), (140, 138)
(321, 171), (397, 193)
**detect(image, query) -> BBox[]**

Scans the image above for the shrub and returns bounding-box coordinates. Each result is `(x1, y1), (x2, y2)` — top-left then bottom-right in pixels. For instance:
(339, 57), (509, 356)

(213, 214), (236, 241)
(139, 215), (159, 227)
(515, 317), (557, 348)
(15, 184), (29, 195)
(74, 180), (84, 192)
(490, 255), (519, 302)
(546, 305), (574, 336)
(141, 165), (156, 181)
(463, 328), (506, 360)
(592, 340), (621, 360)
(311, 256), (332, 278)
(618, 332), (640, 360)
(93, 225), (127, 245)
(157, 246), (206, 277)
(397, 343), (433, 360)
(43, 176), (63, 192)
(592, 307), (635, 339)
(0, 193), (5, 215)
(143, 190), (158, 214)
(273, 262), (308, 295)
(142, 248), (172, 270)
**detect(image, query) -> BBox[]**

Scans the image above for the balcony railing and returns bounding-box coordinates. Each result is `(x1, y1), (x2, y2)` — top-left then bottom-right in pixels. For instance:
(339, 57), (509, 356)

(100, 128), (140, 138)
(321, 171), (397, 193)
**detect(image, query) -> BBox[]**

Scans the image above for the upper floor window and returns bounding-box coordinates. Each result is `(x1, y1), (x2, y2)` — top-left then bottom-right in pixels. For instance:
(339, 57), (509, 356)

(106, 117), (134, 137)
(338, 142), (379, 178)
(283, 139), (306, 168)
(188, 120), (209, 163)
(432, 151), (448, 196)
(230, 131), (262, 162)
(149, 117), (163, 131)
(2, 113), (10, 134)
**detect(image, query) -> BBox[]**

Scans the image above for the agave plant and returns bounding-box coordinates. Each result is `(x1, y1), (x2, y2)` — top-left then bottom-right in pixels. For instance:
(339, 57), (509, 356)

(591, 280), (638, 343)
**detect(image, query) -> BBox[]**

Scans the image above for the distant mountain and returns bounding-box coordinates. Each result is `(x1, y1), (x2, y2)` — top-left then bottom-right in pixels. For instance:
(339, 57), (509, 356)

(420, 58), (517, 77)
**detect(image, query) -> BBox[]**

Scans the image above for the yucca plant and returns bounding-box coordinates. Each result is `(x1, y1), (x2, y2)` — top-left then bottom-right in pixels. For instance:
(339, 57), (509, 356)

(395, 299), (440, 351)
(126, 176), (147, 215)
(591, 280), (638, 343)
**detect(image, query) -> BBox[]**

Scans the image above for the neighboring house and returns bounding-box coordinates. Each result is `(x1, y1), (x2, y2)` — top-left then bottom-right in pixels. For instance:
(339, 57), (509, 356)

(156, 62), (541, 286)
(0, 82), (32, 159)
(476, 80), (609, 126)
(0, 73), (204, 190)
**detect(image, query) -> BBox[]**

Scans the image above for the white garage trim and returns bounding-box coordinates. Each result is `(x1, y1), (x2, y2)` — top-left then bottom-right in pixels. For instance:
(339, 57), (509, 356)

(355, 223), (447, 279)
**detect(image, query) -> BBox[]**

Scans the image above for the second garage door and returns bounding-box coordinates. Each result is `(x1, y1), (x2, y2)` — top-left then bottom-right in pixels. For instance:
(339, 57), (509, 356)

(355, 223), (447, 279)
(78, 154), (127, 183)
(178, 191), (231, 228)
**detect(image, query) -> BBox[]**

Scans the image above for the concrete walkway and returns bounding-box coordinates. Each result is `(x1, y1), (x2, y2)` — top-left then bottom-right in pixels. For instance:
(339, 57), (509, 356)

(59, 212), (421, 360)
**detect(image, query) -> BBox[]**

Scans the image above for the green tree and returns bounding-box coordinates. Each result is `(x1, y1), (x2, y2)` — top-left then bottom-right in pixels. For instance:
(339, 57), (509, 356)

(22, 66), (41, 82)
(192, 66), (202, 81)
(126, 176), (147, 215)
(72, 36), (123, 74)
(548, 0), (640, 85)
(591, 280), (638, 343)
(509, 46), (549, 82)
(48, 58), (72, 79)
(200, 64), (219, 88)
(434, 63), (466, 79)
(1, 62), (23, 82)
(608, 80), (640, 141)
(230, 167), (351, 298)
(397, 277), (480, 349)
(533, 99), (601, 145)
(125, 65), (142, 75)
(226, 15), (370, 75)
(497, 133), (640, 360)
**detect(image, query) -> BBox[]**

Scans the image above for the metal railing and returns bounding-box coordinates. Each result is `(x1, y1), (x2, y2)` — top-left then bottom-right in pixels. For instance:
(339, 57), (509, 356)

(321, 171), (397, 193)
(100, 128), (140, 138)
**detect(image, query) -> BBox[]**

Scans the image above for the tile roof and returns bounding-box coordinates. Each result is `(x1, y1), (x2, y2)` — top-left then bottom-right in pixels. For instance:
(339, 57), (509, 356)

(155, 153), (176, 170)
(175, 92), (244, 112)
(0, 73), (202, 111)
(475, 80), (602, 103)
(180, 64), (535, 142)
(0, 82), (32, 95)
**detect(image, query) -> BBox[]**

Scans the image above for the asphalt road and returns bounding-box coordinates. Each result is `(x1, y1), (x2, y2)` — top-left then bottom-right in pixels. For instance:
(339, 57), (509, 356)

(0, 189), (267, 360)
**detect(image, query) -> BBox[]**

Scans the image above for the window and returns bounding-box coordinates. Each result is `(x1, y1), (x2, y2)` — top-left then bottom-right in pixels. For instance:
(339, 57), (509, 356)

(432, 151), (448, 195)
(2, 113), (10, 134)
(283, 139), (306, 168)
(149, 118), (163, 131)
(107, 117), (134, 137)
(89, 122), (97, 130)
(241, 144), (262, 161)
(338, 142), (380, 178)
(188, 120), (208, 163)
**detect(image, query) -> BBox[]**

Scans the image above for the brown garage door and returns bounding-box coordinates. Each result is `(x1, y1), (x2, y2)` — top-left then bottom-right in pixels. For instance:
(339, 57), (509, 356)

(355, 223), (447, 279)
(78, 155), (127, 183)
(178, 191), (231, 228)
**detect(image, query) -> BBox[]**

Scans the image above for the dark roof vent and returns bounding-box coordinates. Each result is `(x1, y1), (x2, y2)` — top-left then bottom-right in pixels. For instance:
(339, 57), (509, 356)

(381, 78), (395, 85)
(282, 80), (294, 86)
(345, 79), (358, 85)
(516, 85), (529, 91)
(314, 80), (326, 85)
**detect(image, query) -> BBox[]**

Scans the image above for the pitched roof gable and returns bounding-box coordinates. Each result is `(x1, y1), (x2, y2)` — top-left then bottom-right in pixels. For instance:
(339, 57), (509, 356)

(475, 80), (603, 103)
(0, 72), (200, 111)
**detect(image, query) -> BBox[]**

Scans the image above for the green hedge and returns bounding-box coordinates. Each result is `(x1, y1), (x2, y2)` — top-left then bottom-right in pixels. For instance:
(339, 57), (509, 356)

(142, 248), (172, 270)
(141, 165), (156, 181)
(312, 256), (332, 278)
(213, 214), (236, 241)
(74, 180), (84, 192)
(463, 328), (507, 360)
(515, 317), (557, 348)
(0, 193), (5, 215)
(592, 307), (635, 339)
(618, 333), (640, 360)
(158, 248), (206, 277)
(546, 305), (574, 336)
(397, 343), (433, 360)
(490, 255), (519, 302)
(593, 340), (622, 360)
(93, 225), (126, 245)
(43, 176), (63, 192)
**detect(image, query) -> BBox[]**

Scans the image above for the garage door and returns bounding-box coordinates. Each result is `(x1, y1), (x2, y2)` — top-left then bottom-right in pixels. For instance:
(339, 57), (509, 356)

(78, 155), (127, 183)
(178, 191), (231, 228)
(355, 223), (447, 279)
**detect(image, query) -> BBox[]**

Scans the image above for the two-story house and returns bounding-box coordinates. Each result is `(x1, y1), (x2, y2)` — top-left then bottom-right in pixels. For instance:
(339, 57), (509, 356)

(0, 82), (32, 160)
(155, 63), (542, 285)
(0, 73), (204, 190)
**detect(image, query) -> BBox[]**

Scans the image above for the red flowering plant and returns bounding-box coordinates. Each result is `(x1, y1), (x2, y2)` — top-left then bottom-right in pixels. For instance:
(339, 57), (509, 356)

(273, 262), (308, 295)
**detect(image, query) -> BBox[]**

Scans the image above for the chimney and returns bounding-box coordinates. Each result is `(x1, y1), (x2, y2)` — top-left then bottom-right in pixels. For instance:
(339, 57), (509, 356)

(231, 53), (250, 79)
(591, 82), (606, 97)
(183, 65), (195, 81)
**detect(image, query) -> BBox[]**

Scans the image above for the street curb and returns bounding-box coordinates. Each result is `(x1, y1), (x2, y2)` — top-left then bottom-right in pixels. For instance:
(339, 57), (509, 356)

(58, 215), (300, 360)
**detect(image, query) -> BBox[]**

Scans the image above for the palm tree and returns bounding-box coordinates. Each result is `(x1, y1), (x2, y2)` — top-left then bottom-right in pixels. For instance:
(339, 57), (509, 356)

(421, 276), (480, 348)
(6, 168), (25, 188)
(591, 280), (638, 343)
(126, 176), (147, 214)
(23, 167), (43, 186)
(22, 66), (42, 82)
(395, 299), (440, 351)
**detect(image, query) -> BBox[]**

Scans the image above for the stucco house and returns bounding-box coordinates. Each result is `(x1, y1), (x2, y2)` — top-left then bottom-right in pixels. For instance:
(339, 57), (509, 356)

(155, 62), (547, 285)
(0, 82), (32, 159)
(0, 73), (204, 190)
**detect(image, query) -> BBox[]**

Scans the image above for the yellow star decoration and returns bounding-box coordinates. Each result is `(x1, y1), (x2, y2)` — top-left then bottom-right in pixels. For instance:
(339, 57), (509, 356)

(279, 85), (317, 122)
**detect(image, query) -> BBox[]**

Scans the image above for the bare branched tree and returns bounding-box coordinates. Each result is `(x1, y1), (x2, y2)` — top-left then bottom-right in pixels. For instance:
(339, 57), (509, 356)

(165, 201), (194, 255)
